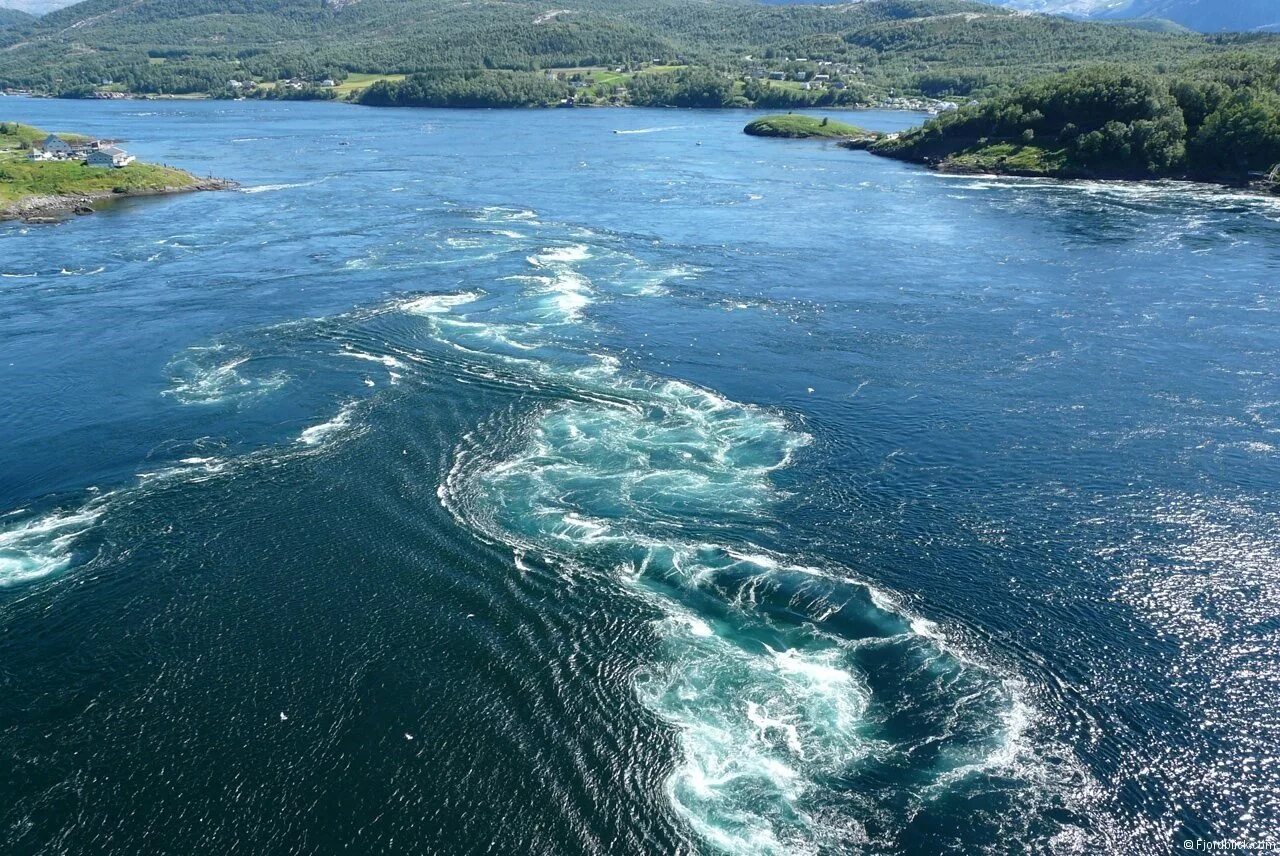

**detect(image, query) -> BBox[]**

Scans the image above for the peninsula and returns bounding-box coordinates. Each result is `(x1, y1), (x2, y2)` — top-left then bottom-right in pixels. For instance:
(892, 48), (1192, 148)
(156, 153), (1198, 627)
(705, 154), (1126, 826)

(855, 66), (1280, 192)
(1, 122), (234, 222)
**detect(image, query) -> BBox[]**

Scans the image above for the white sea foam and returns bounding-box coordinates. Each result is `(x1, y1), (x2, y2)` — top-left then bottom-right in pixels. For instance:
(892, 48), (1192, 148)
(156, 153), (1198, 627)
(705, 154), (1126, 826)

(164, 351), (289, 405)
(338, 348), (405, 369)
(401, 291), (483, 315)
(476, 206), (538, 222)
(0, 506), (103, 587)
(297, 401), (360, 446)
(240, 178), (327, 195)
(613, 126), (684, 135)
(527, 244), (592, 267)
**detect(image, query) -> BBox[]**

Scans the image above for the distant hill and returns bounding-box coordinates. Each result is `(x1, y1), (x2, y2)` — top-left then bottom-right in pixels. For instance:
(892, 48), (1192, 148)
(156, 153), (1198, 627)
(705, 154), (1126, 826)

(0, 7), (33, 28)
(0, 0), (76, 14)
(758, 0), (1280, 32)
(1106, 17), (1193, 34)
(0, 0), (1277, 98)
(994, 0), (1280, 33)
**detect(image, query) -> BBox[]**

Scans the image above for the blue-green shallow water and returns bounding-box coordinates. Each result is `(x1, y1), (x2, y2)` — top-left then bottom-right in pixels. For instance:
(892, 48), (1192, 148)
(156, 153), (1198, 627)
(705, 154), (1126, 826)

(3, 99), (1280, 854)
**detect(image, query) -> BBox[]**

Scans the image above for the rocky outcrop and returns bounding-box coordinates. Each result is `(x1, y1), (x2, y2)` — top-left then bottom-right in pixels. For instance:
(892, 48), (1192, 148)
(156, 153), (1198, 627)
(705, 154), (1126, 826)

(1, 177), (237, 223)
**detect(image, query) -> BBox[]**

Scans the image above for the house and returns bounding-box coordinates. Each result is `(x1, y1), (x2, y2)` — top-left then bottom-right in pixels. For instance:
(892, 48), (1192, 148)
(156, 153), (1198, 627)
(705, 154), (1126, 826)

(42, 134), (72, 155)
(795, 71), (808, 81)
(27, 149), (53, 161)
(85, 146), (136, 168)
(813, 74), (830, 82)
(768, 71), (786, 81)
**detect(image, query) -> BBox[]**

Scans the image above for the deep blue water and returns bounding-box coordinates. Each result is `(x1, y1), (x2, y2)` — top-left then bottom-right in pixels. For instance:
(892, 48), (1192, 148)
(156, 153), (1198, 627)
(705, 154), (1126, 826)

(3, 99), (1280, 855)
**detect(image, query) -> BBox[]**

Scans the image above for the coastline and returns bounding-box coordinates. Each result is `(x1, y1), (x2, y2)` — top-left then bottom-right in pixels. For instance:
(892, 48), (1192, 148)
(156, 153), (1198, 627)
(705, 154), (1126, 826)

(1, 177), (238, 223)
(839, 140), (1280, 197)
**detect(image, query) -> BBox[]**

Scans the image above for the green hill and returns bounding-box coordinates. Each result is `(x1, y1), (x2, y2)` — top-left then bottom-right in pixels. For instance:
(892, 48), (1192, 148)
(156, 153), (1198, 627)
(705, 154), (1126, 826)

(1, 0), (1278, 102)
(0, 7), (33, 29)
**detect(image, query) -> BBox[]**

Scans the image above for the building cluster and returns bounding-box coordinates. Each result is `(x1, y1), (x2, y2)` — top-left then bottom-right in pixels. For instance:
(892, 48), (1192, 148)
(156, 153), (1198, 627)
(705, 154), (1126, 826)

(28, 134), (136, 168)
(743, 58), (862, 91)
(230, 77), (336, 94)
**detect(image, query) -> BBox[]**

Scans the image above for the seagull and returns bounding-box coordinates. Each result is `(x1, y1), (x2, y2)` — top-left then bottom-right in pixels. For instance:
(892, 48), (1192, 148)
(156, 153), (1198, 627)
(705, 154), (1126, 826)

(280, 712), (289, 722)
(405, 733), (415, 741)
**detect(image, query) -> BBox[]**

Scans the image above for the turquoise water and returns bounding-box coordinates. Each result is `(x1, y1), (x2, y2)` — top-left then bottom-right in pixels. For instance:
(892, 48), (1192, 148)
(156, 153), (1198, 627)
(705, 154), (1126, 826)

(3, 99), (1280, 854)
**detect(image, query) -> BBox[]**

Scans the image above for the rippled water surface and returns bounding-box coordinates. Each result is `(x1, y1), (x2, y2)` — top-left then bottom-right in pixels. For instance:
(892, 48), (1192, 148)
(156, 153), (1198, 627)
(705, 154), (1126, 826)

(3, 99), (1279, 855)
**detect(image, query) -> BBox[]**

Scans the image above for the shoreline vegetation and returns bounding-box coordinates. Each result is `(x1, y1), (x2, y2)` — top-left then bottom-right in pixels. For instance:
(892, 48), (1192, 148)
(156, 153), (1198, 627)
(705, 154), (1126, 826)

(859, 66), (1280, 192)
(4, 0), (1280, 110)
(0, 122), (235, 223)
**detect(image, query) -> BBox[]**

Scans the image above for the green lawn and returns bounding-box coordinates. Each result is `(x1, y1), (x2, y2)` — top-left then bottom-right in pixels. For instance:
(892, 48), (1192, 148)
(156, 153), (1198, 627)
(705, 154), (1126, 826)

(0, 122), (91, 152)
(0, 158), (200, 204)
(333, 73), (407, 96)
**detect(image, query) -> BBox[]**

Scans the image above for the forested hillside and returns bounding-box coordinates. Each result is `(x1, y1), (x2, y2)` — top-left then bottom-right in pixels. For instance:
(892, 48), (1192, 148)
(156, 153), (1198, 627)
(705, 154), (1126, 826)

(0, 7), (32, 28)
(869, 58), (1280, 183)
(2, 0), (1279, 103)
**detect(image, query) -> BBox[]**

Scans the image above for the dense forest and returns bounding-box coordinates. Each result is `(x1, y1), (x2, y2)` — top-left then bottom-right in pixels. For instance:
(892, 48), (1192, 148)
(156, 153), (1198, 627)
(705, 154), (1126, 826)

(3, 0), (1280, 104)
(869, 59), (1280, 182)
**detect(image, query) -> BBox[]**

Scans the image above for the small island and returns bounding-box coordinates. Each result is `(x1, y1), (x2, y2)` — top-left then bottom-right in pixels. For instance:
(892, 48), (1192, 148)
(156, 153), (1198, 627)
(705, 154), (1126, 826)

(744, 114), (877, 141)
(1, 122), (235, 223)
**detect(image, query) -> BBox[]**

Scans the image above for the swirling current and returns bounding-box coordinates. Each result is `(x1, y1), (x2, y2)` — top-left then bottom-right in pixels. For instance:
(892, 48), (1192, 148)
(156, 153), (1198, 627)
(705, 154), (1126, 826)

(3, 100), (1280, 854)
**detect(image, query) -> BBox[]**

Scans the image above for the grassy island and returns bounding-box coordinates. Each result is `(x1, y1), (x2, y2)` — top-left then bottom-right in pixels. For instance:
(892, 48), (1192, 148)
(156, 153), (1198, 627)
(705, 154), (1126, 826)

(744, 115), (875, 140)
(865, 65), (1280, 190)
(1, 122), (234, 222)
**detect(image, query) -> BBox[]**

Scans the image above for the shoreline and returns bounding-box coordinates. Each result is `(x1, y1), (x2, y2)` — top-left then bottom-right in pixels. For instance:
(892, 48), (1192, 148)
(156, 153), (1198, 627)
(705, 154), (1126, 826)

(5, 90), (944, 113)
(1, 177), (238, 223)
(836, 140), (1280, 197)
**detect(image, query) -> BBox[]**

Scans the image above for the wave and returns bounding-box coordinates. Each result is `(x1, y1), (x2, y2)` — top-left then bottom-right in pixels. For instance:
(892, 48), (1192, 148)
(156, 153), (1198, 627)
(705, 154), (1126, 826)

(297, 400), (361, 446)
(240, 178), (328, 195)
(0, 506), (104, 588)
(163, 347), (289, 405)
(527, 243), (592, 267)
(927, 172), (1280, 217)
(401, 291), (484, 315)
(614, 126), (684, 135)
(338, 347), (406, 369)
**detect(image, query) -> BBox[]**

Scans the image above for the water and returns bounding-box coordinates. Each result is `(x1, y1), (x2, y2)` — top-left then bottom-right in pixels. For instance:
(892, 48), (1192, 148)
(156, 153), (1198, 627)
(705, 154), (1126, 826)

(2, 99), (1279, 854)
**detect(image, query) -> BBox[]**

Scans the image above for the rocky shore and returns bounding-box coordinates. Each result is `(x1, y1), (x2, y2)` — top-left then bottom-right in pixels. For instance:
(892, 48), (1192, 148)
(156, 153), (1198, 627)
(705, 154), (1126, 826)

(1, 177), (238, 223)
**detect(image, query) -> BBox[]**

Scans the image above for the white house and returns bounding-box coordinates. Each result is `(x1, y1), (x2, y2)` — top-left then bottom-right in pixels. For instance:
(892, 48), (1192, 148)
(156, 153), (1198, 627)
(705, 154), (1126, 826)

(85, 146), (135, 168)
(42, 134), (72, 155)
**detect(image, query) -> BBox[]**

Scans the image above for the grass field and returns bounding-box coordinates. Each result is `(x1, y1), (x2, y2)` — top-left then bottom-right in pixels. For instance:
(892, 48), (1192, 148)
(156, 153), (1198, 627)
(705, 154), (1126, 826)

(334, 73), (407, 96)
(743, 114), (870, 139)
(0, 122), (91, 152)
(0, 159), (200, 204)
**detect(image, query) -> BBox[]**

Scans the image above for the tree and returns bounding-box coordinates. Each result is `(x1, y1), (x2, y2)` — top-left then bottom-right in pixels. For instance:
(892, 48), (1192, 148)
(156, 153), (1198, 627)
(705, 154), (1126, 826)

(1191, 87), (1280, 174)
